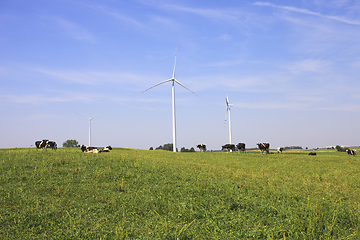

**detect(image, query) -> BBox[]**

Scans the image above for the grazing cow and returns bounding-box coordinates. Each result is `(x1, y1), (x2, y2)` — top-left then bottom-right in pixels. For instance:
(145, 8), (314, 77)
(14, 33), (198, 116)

(35, 139), (49, 150)
(257, 143), (270, 154)
(308, 152), (317, 156)
(277, 147), (284, 154)
(346, 149), (357, 156)
(196, 144), (207, 152)
(80, 145), (100, 153)
(45, 141), (57, 151)
(100, 146), (113, 152)
(236, 143), (246, 153)
(222, 144), (235, 152)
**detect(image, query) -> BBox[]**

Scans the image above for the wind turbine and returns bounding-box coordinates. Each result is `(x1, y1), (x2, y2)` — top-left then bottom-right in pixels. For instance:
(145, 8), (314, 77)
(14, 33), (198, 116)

(76, 113), (99, 147)
(224, 94), (233, 144)
(143, 48), (199, 152)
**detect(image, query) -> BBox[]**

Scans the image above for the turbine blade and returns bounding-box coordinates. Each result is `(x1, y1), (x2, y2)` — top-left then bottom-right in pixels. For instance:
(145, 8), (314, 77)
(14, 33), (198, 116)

(224, 107), (228, 126)
(75, 112), (90, 120)
(172, 46), (177, 79)
(142, 79), (173, 93)
(174, 79), (200, 98)
(226, 95), (229, 106)
(89, 113), (101, 120)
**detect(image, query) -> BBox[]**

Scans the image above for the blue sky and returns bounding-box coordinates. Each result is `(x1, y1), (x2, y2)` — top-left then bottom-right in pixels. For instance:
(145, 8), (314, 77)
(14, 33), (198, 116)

(1, 0), (360, 150)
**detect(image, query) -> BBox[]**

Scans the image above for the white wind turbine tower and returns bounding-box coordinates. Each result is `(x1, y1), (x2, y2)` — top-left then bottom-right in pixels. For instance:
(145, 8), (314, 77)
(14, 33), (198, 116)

(76, 113), (99, 147)
(224, 94), (233, 144)
(143, 48), (199, 152)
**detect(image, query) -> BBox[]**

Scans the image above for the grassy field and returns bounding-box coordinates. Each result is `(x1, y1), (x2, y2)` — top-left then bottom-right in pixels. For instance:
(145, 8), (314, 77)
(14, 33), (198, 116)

(0, 147), (359, 239)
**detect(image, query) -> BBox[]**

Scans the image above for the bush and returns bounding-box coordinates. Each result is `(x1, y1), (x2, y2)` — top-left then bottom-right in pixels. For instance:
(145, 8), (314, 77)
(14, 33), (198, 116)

(336, 145), (350, 152)
(285, 146), (303, 150)
(155, 143), (178, 152)
(63, 139), (79, 148)
(181, 147), (195, 152)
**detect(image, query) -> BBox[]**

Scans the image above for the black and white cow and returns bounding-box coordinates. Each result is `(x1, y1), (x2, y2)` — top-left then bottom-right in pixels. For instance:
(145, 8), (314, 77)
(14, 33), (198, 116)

(236, 143), (246, 153)
(222, 144), (235, 152)
(277, 147), (284, 154)
(45, 141), (57, 151)
(257, 142), (270, 154)
(100, 146), (113, 152)
(346, 149), (357, 156)
(308, 152), (317, 156)
(35, 139), (49, 150)
(80, 145), (100, 153)
(196, 144), (206, 152)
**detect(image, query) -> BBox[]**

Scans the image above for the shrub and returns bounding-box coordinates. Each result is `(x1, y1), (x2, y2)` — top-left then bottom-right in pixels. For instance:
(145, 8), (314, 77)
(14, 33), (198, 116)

(63, 139), (79, 148)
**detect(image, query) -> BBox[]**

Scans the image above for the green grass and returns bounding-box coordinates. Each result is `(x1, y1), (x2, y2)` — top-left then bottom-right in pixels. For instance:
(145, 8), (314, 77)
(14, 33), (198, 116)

(0, 148), (359, 239)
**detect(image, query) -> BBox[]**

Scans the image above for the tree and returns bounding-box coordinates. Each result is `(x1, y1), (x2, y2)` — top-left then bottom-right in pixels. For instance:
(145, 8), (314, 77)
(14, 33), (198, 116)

(149, 147), (153, 150)
(63, 139), (79, 148)
(336, 145), (349, 152)
(155, 143), (178, 152)
(155, 145), (163, 150)
(285, 146), (303, 150)
(162, 143), (173, 151)
(180, 147), (195, 152)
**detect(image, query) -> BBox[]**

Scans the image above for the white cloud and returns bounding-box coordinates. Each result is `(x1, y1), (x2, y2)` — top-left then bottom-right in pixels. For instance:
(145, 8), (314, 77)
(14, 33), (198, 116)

(25, 113), (64, 121)
(2, 93), (91, 105)
(207, 59), (242, 67)
(160, 4), (245, 24)
(149, 15), (181, 31)
(234, 101), (306, 110)
(351, 61), (360, 69)
(49, 17), (96, 42)
(29, 67), (146, 85)
(285, 59), (332, 74)
(88, 5), (144, 27)
(254, 2), (360, 26)
(317, 105), (360, 112)
(218, 34), (232, 41)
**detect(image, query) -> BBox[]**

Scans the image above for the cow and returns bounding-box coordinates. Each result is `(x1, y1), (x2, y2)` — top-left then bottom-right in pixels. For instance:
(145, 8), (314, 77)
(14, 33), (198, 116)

(346, 149), (357, 156)
(45, 141), (57, 151)
(308, 152), (317, 156)
(100, 146), (113, 152)
(257, 143), (270, 154)
(35, 140), (49, 150)
(277, 147), (284, 154)
(236, 143), (246, 153)
(222, 144), (235, 152)
(80, 145), (100, 153)
(196, 144), (206, 152)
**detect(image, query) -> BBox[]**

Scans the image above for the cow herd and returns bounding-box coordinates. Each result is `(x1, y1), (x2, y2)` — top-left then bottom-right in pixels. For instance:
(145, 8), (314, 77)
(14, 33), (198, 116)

(220, 142), (270, 154)
(34, 139), (57, 151)
(34, 139), (357, 156)
(34, 139), (112, 153)
(219, 142), (267, 153)
(220, 143), (246, 152)
(79, 145), (113, 153)
(201, 142), (358, 157)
